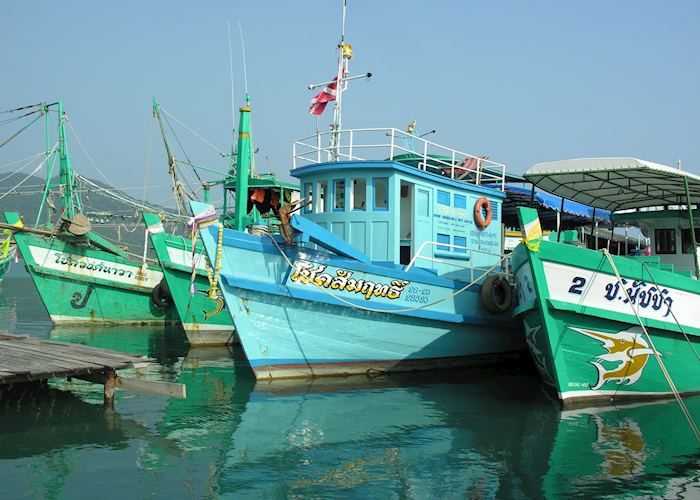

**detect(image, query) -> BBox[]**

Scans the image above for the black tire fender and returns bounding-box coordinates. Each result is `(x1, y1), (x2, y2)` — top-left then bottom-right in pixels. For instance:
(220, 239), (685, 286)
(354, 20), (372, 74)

(151, 279), (172, 308)
(480, 275), (513, 315)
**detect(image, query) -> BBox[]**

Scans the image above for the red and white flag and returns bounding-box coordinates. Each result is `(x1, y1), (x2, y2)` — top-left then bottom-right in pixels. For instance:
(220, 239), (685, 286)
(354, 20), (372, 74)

(309, 75), (338, 115)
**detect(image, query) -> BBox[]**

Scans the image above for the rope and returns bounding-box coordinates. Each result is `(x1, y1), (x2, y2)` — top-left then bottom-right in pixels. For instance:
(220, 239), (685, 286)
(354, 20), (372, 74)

(267, 233), (506, 314)
(0, 152), (45, 184)
(0, 158), (47, 201)
(141, 230), (149, 273)
(639, 261), (700, 361)
(159, 106), (228, 158)
(66, 120), (121, 193)
(77, 175), (188, 223)
(602, 248), (700, 442)
(0, 111), (43, 150)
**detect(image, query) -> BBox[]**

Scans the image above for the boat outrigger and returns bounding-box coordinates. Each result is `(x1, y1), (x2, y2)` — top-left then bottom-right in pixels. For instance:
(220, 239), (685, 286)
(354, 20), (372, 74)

(512, 157), (700, 408)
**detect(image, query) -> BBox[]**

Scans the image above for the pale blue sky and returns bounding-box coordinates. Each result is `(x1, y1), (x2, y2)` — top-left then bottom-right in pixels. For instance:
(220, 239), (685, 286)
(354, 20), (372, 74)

(3, 1), (699, 205)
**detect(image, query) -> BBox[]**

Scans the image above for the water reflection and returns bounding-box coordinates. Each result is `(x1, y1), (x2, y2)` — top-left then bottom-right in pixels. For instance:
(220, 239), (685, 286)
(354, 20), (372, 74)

(0, 277), (698, 497)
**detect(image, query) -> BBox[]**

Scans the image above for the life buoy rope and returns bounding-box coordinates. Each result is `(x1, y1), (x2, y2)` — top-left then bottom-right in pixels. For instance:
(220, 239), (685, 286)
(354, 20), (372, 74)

(474, 197), (493, 229)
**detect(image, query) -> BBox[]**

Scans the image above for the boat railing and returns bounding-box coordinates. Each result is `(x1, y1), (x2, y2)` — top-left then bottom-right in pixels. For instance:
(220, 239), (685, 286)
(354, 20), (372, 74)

(293, 128), (506, 190)
(405, 240), (512, 282)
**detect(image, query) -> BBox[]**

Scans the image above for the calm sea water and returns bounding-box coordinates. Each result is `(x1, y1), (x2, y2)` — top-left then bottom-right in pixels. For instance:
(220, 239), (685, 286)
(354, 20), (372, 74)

(0, 271), (698, 499)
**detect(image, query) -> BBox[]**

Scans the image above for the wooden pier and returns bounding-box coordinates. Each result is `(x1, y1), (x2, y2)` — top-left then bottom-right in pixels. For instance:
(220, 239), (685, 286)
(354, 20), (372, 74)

(0, 333), (186, 406)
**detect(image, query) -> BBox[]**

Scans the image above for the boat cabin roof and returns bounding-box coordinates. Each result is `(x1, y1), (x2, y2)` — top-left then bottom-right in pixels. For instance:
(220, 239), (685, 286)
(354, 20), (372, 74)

(523, 157), (700, 211)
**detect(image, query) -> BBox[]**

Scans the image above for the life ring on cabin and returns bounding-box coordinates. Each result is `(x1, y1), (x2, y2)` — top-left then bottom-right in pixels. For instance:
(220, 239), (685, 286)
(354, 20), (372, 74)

(480, 275), (512, 315)
(151, 279), (172, 308)
(473, 197), (493, 229)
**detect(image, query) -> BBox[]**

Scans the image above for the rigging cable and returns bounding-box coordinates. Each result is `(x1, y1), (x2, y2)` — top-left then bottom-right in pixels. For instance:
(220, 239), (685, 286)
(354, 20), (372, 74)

(0, 111), (43, 149)
(0, 103), (43, 114)
(159, 106), (228, 158)
(66, 120), (122, 193)
(0, 152), (46, 185)
(0, 152), (53, 201)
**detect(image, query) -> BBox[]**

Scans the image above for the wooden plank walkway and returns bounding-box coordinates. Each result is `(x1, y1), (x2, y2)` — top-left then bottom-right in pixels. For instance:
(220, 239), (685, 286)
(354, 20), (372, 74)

(0, 333), (149, 385)
(0, 333), (185, 406)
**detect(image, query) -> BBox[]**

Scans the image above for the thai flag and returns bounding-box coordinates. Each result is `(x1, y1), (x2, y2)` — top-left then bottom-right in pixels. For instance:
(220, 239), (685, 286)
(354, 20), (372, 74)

(309, 75), (338, 115)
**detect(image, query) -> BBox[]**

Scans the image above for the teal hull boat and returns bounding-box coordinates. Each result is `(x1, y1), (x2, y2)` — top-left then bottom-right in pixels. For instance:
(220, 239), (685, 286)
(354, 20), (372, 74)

(3, 102), (177, 325)
(6, 212), (173, 324)
(143, 213), (235, 344)
(513, 158), (700, 408)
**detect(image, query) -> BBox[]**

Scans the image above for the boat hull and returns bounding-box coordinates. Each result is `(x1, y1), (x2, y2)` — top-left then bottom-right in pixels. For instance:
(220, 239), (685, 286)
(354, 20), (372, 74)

(224, 285), (523, 380)
(195, 216), (523, 380)
(144, 214), (236, 346)
(512, 230), (700, 406)
(0, 246), (15, 282)
(7, 215), (177, 325)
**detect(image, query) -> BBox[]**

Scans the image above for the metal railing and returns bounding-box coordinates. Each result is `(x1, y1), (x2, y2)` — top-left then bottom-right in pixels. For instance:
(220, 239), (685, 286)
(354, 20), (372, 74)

(404, 240), (513, 283)
(293, 128), (506, 190)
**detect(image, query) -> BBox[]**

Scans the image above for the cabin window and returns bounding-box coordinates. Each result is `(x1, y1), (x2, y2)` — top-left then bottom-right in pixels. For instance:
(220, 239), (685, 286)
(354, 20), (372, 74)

(437, 190), (450, 206)
(437, 233), (450, 252)
(454, 194), (467, 209)
(317, 181), (328, 212)
(681, 228), (700, 254)
(303, 183), (312, 213)
(453, 235), (467, 253)
(655, 228), (676, 254)
(333, 179), (345, 211)
(352, 178), (366, 210)
(373, 178), (388, 210)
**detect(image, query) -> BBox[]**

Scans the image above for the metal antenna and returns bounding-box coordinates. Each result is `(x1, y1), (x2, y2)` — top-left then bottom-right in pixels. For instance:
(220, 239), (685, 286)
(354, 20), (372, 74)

(238, 21), (249, 95)
(227, 22), (236, 137)
(341, 0), (347, 41)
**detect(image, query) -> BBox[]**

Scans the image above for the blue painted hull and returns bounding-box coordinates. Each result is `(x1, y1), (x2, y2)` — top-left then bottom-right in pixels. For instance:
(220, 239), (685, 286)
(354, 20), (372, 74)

(196, 216), (523, 380)
(222, 285), (523, 379)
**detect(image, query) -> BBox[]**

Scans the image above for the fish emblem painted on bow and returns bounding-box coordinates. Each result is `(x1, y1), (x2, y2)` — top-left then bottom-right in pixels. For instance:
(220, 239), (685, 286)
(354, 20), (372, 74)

(570, 326), (661, 390)
(201, 289), (226, 320)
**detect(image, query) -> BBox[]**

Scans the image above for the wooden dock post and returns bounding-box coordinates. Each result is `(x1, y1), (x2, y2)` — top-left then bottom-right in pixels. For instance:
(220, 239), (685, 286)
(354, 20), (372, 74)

(104, 370), (117, 408)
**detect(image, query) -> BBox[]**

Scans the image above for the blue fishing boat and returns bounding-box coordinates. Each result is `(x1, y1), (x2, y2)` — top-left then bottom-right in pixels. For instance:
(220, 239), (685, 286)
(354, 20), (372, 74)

(188, 15), (525, 380)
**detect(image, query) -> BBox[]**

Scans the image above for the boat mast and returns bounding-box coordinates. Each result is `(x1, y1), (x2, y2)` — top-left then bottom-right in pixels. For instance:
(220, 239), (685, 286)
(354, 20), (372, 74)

(57, 101), (81, 220)
(152, 98), (189, 216)
(232, 94), (252, 231)
(329, 0), (349, 161)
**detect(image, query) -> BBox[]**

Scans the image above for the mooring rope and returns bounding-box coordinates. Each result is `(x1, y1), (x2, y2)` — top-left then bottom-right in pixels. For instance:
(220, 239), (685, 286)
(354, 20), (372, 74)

(602, 248), (700, 442)
(267, 233), (507, 314)
(639, 261), (700, 362)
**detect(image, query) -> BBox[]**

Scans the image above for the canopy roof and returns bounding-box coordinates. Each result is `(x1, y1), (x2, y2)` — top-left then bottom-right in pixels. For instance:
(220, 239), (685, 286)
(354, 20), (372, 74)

(502, 184), (610, 230)
(523, 157), (700, 211)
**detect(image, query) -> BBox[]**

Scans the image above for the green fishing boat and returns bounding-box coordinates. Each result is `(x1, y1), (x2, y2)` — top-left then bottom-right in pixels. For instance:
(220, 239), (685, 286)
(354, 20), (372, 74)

(144, 97), (298, 345)
(512, 158), (700, 409)
(4, 102), (178, 325)
(0, 231), (16, 281)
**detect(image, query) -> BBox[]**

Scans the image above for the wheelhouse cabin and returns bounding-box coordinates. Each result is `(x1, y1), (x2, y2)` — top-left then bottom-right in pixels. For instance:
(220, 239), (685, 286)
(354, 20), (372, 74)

(613, 208), (700, 276)
(290, 128), (510, 281)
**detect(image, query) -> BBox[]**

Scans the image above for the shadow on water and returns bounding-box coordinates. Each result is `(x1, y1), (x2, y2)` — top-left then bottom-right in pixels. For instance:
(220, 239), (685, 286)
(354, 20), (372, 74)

(0, 275), (698, 497)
